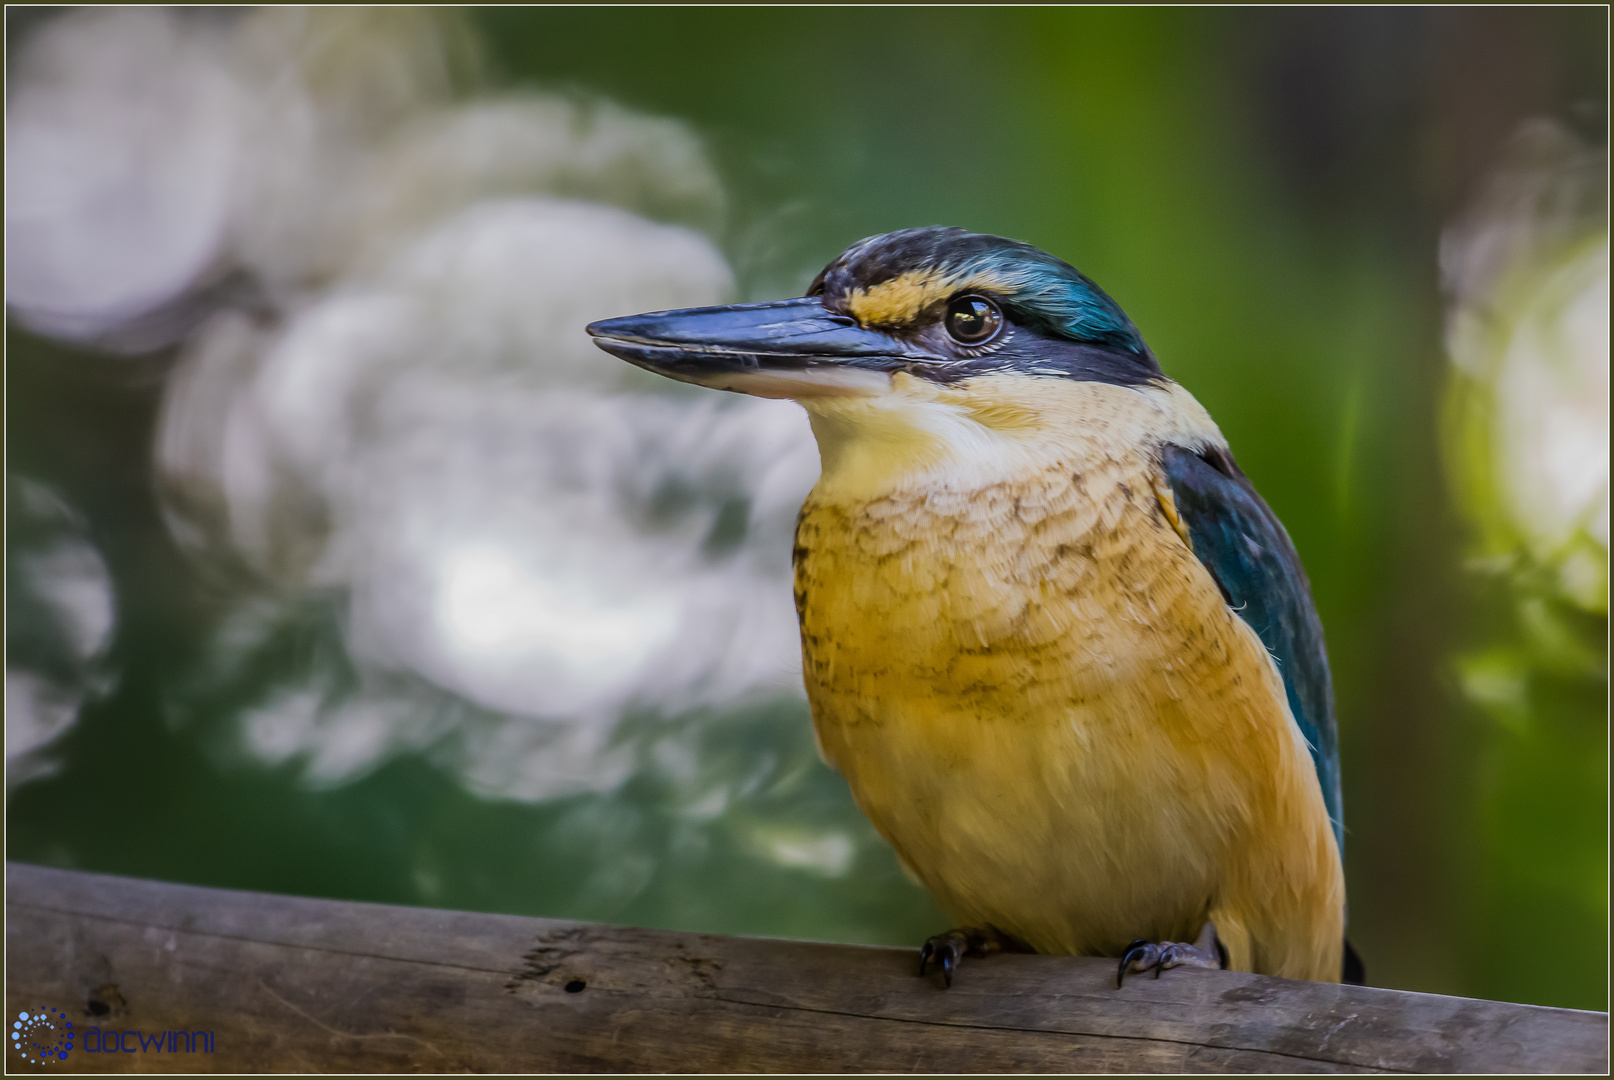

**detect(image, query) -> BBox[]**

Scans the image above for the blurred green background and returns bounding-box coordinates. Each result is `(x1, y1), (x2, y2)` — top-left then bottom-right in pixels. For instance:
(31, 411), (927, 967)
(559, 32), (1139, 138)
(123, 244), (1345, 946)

(6, 6), (1607, 1011)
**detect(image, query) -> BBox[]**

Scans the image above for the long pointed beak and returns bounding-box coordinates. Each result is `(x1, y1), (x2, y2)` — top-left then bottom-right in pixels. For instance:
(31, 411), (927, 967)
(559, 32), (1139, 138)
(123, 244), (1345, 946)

(586, 297), (920, 398)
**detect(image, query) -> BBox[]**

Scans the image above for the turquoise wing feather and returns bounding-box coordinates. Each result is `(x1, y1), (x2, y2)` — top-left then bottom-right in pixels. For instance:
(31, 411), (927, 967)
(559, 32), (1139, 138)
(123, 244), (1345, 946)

(1160, 443), (1343, 856)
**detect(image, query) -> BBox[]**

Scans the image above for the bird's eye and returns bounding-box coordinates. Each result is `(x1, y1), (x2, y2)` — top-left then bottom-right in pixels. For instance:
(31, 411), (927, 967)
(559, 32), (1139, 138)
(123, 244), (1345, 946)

(944, 294), (1003, 345)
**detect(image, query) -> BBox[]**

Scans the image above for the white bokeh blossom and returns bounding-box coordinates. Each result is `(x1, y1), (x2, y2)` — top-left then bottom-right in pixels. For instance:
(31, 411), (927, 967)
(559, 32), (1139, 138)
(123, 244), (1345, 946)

(8, 7), (823, 812)
(1442, 120), (1609, 614)
(5, 480), (118, 786)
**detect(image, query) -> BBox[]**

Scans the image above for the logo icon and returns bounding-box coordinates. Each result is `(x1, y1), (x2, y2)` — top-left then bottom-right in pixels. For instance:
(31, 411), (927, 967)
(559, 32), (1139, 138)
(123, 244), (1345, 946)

(12, 1008), (74, 1063)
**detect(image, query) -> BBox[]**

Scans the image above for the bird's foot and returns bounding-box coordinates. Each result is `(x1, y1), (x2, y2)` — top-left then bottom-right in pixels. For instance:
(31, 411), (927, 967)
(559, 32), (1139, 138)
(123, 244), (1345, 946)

(918, 925), (1029, 988)
(1116, 921), (1225, 988)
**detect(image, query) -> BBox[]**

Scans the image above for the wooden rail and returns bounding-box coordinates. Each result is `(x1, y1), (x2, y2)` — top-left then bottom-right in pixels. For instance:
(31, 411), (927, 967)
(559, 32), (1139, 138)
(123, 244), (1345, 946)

(5, 862), (1607, 1073)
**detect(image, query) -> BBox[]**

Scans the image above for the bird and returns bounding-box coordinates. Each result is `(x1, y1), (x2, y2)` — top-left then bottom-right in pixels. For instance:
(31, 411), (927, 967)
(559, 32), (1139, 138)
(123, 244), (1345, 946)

(587, 226), (1358, 989)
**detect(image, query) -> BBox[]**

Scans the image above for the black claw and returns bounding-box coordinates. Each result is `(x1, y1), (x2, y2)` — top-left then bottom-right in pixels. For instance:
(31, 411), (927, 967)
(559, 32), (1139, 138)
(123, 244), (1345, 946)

(919, 935), (959, 987)
(919, 933), (964, 988)
(1117, 939), (1151, 989)
(919, 926), (1026, 989)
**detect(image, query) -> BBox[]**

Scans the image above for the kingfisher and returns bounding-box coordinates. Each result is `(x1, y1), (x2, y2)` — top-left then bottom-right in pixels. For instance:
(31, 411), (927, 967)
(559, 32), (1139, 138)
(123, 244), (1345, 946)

(587, 227), (1358, 988)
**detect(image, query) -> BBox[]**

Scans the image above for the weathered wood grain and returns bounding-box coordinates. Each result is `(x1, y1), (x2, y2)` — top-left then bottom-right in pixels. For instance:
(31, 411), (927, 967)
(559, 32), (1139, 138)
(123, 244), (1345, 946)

(5, 862), (1606, 1073)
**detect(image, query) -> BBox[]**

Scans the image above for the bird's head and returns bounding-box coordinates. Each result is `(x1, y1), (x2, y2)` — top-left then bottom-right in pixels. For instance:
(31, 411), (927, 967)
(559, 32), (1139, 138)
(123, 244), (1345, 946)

(588, 227), (1205, 494)
(587, 226), (1160, 399)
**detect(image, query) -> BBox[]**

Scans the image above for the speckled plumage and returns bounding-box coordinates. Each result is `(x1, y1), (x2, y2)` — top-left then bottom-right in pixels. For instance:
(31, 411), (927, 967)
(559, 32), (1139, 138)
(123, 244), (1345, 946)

(794, 373), (1343, 981)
